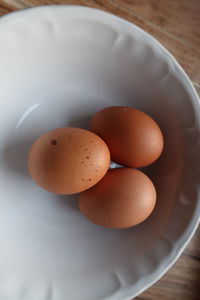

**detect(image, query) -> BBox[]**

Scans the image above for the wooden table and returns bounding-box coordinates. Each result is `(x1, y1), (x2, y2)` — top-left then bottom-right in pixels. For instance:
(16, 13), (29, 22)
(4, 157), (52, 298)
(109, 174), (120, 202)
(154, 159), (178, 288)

(0, 1), (199, 299)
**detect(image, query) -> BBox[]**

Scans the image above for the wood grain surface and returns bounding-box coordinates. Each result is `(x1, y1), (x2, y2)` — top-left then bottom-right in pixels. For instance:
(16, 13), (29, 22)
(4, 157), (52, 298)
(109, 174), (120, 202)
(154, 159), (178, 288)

(0, 1), (199, 299)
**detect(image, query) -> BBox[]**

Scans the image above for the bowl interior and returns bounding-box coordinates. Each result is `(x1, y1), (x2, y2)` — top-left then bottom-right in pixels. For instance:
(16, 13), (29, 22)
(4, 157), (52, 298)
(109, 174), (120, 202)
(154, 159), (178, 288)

(0, 6), (199, 300)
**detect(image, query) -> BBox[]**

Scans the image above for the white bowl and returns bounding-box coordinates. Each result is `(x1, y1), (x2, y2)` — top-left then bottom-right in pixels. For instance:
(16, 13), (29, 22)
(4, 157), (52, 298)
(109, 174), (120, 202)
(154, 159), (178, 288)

(0, 5), (199, 300)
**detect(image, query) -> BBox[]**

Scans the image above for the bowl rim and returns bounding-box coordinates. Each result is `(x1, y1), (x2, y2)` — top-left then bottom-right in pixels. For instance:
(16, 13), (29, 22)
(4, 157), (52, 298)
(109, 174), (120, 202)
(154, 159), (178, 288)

(0, 5), (199, 300)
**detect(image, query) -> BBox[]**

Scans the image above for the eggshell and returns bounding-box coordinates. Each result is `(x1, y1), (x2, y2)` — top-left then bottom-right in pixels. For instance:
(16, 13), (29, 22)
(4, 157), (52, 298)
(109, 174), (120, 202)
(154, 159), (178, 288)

(79, 168), (156, 228)
(28, 127), (110, 194)
(91, 106), (164, 167)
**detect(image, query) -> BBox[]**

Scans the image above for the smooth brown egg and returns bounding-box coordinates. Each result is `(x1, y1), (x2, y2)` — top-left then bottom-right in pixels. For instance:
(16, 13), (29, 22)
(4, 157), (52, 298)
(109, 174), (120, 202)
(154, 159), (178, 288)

(28, 127), (110, 194)
(79, 168), (156, 228)
(91, 106), (164, 167)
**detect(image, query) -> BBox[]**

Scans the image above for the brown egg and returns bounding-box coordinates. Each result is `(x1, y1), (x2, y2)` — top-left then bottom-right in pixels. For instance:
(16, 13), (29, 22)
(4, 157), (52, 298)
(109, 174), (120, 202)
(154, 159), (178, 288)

(79, 168), (156, 229)
(28, 127), (110, 194)
(91, 106), (164, 167)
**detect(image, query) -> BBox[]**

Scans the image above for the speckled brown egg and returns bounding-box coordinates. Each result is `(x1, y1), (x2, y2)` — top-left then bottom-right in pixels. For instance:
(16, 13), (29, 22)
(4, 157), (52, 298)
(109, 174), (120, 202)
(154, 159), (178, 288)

(28, 127), (110, 194)
(79, 168), (156, 229)
(91, 106), (164, 168)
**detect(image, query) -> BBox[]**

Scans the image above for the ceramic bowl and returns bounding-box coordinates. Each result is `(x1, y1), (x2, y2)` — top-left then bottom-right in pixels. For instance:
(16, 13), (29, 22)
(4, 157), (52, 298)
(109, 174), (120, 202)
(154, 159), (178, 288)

(0, 5), (199, 300)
